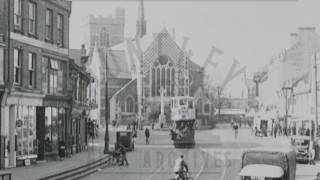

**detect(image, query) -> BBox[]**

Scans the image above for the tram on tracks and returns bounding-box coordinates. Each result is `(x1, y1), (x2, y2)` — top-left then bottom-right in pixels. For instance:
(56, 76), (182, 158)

(170, 96), (196, 148)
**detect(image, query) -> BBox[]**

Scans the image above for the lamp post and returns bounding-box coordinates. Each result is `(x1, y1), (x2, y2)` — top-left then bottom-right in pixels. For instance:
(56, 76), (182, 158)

(313, 53), (319, 138)
(104, 54), (109, 153)
(282, 86), (293, 135)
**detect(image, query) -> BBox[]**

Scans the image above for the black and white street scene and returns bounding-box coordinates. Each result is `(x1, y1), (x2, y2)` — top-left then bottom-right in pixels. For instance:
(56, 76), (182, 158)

(1, 0), (320, 179)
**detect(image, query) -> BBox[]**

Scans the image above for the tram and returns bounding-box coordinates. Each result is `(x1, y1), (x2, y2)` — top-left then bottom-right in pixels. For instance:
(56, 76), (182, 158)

(170, 96), (196, 148)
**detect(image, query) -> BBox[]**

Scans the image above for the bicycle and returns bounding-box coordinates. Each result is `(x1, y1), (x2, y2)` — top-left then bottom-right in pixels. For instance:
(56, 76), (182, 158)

(170, 171), (194, 180)
(109, 150), (121, 166)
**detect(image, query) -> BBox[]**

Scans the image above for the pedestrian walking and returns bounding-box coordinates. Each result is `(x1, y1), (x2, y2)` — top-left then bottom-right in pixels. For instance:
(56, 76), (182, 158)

(233, 123), (239, 138)
(119, 145), (129, 166)
(145, 128), (150, 144)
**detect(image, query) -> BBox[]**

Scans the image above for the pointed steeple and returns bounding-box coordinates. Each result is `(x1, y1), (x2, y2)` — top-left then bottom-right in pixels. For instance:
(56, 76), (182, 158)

(136, 0), (147, 38)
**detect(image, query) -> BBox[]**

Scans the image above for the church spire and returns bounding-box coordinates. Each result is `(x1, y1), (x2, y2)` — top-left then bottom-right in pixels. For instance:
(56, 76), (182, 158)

(136, 0), (147, 38)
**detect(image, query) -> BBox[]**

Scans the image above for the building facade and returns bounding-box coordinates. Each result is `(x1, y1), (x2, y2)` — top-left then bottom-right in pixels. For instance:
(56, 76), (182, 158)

(68, 51), (98, 154)
(0, 0), (74, 168)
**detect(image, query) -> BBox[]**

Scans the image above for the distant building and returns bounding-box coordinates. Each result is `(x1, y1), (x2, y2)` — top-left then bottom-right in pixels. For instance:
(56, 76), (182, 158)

(81, 8), (129, 126)
(69, 47), (98, 154)
(257, 27), (320, 120)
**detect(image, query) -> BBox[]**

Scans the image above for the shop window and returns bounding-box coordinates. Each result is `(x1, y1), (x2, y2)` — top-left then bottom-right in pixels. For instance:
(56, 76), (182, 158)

(14, 0), (22, 30)
(14, 48), (21, 84)
(45, 107), (65, 153)
(28, 53), (36, 87)
(28, 2), (37, 35)
(16, 106), (37, 157)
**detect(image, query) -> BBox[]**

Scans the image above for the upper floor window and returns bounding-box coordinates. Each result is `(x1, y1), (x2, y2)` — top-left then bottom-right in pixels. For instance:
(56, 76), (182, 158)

(45, 9), (53, 41)
(14, 0), (22, 30)
(28, 2), (36, 35)
(48, 59), (63, 94)
(14, 49), (22, 84)
(57, 14), (64, 46)
(0, 47), (4, 84)
(28, 53), (36, 87)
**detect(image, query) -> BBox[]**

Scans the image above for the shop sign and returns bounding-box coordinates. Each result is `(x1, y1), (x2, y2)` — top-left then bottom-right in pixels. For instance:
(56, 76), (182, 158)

(16, 119), (23, 128)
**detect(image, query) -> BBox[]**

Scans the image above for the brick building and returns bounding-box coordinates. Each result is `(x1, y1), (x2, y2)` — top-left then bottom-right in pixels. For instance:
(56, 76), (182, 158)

(0, 0), (72, 168)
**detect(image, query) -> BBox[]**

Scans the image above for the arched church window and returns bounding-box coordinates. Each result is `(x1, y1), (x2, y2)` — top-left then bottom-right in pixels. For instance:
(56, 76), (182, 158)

(126, 96), (134, 112)
(156, 68), (160, 96)
(171, 69), (175, 96)
(197, 99), (203, 113)
(151, 55), (175, 97)
(121, 102), (125, 112)
(166, 69), (170, 95)
(100, 27), (108, 46)
(161, 68), (165, 88)
(152, 68), (156, 96)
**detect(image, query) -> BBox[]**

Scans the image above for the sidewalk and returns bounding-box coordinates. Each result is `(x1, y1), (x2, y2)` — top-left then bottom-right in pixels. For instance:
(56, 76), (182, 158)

(5, 130), (106, 180)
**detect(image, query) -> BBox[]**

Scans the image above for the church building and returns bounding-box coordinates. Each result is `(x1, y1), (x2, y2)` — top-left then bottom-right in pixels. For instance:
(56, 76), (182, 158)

(107, 0), (213, 128)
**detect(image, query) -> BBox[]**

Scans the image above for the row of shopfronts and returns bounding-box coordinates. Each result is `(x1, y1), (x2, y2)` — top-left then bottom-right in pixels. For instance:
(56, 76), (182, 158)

(1, 93), (91, 168)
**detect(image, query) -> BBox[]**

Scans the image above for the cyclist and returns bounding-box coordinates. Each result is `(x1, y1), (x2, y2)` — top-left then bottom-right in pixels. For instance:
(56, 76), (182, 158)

(173, 154), (189, 180)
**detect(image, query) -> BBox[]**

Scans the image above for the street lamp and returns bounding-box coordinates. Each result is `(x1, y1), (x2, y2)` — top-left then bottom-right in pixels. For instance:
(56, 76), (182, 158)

(281, 86), (293, 135)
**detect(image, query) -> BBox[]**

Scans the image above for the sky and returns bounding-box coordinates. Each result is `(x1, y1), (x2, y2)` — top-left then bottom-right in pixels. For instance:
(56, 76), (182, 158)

(69, 0), (320, 96)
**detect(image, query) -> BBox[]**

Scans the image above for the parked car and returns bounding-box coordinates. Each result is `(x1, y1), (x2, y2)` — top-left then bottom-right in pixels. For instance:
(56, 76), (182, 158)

(290, 136), (315, 164)
(115, 130), (134, 151)
(239, 147), (296, 180)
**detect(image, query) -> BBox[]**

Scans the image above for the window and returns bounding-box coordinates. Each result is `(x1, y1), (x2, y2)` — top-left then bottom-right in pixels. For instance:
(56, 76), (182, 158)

(16, 105), (37, 156)
(14, 0), (22, 30)
(57, 14), (64, 46)
(197, 99), (203, 113)
(48, 59), (63, 94)
(28, 53), (36, 87)
(204, 104), (210, 113)
(14, 49), (21, 84)
(45, 9), (53, 40)
(126, 96), (134, 112)
(0, 47), (4, 84)
(28, 2), (36, 35)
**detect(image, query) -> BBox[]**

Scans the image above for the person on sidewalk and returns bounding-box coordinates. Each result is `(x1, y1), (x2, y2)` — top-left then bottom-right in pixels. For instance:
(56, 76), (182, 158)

(233, 122), (239, 139)
(119, 145), (129, 166)
(145, 128), (150, 144)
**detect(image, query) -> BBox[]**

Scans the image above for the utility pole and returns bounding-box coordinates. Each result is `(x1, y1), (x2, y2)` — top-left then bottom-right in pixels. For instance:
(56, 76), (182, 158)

(314, 53), (318, 138)
(104, 54), (109, 153)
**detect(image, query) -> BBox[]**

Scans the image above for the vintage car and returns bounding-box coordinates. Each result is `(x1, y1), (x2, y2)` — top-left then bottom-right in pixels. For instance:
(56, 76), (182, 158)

(239, 147), (296, 180)
(290, 136), (315, 163)
(115, 130), (134, 151)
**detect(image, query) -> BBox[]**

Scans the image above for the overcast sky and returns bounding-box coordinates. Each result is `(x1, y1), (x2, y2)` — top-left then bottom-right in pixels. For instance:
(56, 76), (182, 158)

(69, 0), (320, 77)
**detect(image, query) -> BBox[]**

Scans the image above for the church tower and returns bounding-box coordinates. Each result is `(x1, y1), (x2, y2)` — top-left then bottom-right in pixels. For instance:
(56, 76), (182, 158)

(136, 0), (147, 38)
